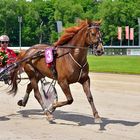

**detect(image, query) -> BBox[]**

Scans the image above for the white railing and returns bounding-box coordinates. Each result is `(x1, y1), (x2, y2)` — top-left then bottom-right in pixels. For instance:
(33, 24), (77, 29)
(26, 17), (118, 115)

(10, 46), (140, 49)
(104, 46), (140, 49)
(11, 46), (140, 56)
(10, 46), (30, 50)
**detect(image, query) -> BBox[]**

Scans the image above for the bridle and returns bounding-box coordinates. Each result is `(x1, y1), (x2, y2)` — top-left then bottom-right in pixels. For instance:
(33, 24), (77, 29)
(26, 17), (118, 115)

(87, 25), (103, 54)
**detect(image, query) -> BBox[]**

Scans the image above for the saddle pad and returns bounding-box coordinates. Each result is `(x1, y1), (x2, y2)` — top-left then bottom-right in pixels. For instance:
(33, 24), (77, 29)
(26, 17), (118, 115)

(45, 48), (53, 63)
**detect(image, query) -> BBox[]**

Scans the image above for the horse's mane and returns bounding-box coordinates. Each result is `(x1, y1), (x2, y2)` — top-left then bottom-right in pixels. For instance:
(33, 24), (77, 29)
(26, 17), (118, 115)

(54, 20), (91, 46)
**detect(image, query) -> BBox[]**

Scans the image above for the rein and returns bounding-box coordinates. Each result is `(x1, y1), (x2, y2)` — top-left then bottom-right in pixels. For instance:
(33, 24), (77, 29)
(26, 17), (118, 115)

(57, 45), (89, 50)
(0, 51), (44, 80)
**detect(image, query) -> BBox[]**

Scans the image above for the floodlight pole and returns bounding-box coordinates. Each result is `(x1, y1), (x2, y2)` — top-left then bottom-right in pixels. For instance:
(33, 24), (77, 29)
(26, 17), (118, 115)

(39, 21), (43, 44)
(18, 16), (22, 49)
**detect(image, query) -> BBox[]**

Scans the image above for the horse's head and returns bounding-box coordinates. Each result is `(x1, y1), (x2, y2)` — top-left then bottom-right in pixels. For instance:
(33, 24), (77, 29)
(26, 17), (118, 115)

(53, 19), (104, 56)
(86, 20), (104, 56)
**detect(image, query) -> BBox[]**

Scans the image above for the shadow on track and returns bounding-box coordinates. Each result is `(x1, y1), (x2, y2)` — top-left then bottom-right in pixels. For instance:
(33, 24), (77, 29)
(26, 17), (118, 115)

(0, 109), (139, 131)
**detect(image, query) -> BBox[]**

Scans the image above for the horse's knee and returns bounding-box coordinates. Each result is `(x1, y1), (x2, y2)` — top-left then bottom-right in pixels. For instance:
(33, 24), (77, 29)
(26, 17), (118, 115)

(67, 99), (73, 104)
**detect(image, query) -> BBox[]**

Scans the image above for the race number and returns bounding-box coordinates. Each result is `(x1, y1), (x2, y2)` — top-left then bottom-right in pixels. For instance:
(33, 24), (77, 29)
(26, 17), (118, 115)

(45, 48), (53, 64)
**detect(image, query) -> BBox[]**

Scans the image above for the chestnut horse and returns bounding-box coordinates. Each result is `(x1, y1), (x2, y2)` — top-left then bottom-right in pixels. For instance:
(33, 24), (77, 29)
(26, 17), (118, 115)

(10, 20), (104, 122)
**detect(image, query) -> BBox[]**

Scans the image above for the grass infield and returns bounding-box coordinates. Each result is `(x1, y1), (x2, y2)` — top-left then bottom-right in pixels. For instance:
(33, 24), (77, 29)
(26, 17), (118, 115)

(87, 55), (140, 75)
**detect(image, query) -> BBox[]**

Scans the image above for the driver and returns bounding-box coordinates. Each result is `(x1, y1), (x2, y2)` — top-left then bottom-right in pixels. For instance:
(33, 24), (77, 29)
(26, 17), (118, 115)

(0, 35), (17, 69)
(0, 35), (17, 83)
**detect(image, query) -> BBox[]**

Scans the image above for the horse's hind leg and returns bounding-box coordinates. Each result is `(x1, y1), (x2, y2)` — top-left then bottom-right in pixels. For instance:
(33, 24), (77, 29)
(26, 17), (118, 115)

(17, 83), (32, 107)
(81, 77), (102, 123)
(29, 77), (54, 121)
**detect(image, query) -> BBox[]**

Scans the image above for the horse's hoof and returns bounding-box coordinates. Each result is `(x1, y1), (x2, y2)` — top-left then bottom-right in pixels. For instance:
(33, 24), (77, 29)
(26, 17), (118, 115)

(44, 110), (55, 122)
(94, 117), (103, 124)
(17, 100), (23, 106)
(17, 100), (26, 107)
(46, 115), (55, 122)
(48, 105), (56, 113)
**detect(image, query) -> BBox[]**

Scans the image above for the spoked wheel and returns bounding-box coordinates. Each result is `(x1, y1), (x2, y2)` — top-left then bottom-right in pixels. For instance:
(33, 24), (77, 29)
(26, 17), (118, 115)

(40, 78), (58, 113)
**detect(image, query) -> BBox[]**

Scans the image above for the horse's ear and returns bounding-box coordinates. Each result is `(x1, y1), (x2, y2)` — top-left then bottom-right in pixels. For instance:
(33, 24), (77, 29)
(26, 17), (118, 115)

(78, 19), (93, 25)
(92, 19), (102, 26)
(98, 19), (102, 25)
(76, 18), (82, 24)
(77, 19), (89, 27)
(85, 19), (92, 27)
(86, 19), (91, 24)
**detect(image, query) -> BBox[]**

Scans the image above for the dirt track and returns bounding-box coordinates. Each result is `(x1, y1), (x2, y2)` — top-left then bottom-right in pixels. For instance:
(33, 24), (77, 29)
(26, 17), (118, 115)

(0, 73), (140, 140)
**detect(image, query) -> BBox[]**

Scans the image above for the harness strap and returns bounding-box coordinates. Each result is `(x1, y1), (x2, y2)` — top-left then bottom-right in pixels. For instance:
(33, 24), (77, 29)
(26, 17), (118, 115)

(77, 62), (87, 82)
(57, 45), (88, 50)
(69, 53), (87, 82)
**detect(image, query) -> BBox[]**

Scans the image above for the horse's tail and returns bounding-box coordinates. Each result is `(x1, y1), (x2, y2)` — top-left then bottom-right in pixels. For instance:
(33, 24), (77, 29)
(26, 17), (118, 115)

(9, 50), (26, 96)
(9, 66), (20, 96)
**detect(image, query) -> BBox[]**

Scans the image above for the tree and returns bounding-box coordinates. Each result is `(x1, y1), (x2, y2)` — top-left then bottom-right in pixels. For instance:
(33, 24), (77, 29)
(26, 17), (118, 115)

(54, 0), (83, 24)
(96, 0), (140, 45)
(0, 0), (140, 46)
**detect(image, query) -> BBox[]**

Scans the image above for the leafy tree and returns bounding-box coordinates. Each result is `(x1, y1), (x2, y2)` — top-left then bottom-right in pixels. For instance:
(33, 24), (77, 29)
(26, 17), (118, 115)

(96, 0), (140, 45)
(0, 0), (140, 46)
(0, 0), (19, 46)
(54, 0), (83, 24)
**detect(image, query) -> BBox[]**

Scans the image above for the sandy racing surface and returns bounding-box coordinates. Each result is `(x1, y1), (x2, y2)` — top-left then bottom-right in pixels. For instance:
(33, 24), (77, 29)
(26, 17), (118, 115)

(0, 73), (140, 140)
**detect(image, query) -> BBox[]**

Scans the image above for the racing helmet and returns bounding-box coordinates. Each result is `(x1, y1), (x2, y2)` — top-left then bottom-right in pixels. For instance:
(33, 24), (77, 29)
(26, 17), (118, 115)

(0, 35), (10, 42)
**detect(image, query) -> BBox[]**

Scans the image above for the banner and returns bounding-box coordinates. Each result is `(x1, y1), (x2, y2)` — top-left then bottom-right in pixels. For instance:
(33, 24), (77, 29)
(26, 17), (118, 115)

(118, 27), (122, 40)
(56, 21), (63, 33)
(125, 26), (129, 39)
(130, 28), (134, 40)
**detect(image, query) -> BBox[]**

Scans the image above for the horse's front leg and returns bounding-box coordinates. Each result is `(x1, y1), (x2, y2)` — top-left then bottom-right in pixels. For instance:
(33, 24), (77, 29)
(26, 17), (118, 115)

(50, 80), (73, 110)
(81, 77), (102, 123)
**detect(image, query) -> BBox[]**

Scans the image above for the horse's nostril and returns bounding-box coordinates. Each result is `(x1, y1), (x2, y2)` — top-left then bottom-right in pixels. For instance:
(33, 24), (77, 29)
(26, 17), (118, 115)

(97, 50), (101, 53)
(96, 50), (104, 56)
